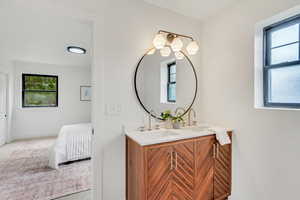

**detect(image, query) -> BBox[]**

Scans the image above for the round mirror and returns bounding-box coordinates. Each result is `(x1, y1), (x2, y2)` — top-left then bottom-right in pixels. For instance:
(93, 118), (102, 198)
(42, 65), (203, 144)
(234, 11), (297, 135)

(134, 48), (198, 120)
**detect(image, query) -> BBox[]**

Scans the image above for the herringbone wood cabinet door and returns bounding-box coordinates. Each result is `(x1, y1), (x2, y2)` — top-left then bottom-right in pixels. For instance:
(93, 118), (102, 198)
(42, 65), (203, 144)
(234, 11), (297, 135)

(214, 143), (231, 200)
(146, 141), (195, 200)
(194, 138), (215, 200)
(173, 141), (195, 200)
(147, 146), (173, 200)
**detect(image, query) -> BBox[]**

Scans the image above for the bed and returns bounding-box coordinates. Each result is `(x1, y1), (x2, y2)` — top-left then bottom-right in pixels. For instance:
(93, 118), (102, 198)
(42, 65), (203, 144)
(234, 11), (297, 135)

(48, 123), (92, 169)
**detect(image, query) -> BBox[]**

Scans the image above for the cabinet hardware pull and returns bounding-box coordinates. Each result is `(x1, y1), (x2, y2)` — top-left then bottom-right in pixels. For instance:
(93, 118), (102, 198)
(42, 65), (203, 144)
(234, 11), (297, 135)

(213, 144), (216, 158)
(216, 143), (219, 158)
(175, 152), (178, 169)
(170, 152), (173, 170)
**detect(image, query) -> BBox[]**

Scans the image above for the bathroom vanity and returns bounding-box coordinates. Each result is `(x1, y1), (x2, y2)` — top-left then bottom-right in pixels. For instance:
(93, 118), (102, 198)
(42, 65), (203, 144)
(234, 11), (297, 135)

(129, 33), (232, 199)
(126, 127), (232, 200)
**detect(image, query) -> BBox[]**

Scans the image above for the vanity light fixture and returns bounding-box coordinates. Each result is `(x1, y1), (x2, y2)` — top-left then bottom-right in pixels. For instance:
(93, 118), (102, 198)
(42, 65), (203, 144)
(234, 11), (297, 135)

(67, 46), (86, 54)
(152, 30), (199, 57)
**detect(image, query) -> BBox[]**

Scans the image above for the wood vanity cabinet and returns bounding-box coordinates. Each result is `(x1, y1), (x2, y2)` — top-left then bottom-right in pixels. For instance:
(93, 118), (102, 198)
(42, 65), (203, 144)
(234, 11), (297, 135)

(126, 132), (232, 200)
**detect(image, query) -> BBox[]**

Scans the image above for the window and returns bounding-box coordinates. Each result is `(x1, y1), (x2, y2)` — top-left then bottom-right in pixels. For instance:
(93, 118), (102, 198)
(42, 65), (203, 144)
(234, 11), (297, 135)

(167, 62), (176, 102)
(22, 74), (58, 107)
(264, 15), (300, 108)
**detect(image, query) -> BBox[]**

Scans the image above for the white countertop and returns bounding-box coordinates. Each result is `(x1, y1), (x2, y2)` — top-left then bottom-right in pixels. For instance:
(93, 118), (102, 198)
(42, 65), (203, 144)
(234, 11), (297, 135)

(124, 124), (232, 146)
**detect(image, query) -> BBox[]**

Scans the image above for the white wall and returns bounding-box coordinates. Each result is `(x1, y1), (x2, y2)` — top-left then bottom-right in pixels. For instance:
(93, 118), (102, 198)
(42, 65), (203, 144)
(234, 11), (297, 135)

(199, 0), (300, 199)
(92, 0), (201, 199)
(12, 61), (91, 140)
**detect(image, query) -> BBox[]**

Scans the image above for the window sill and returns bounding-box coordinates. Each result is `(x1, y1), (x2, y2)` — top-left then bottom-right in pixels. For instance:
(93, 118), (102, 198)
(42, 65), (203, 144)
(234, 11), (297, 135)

(18, 106), (60, 111)
(161, 102), (176, 105)
(255, 106), (300, 111)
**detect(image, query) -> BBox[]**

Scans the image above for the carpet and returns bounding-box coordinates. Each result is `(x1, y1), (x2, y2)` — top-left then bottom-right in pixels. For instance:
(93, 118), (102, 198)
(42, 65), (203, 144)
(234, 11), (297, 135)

(0, 147), (91, 200)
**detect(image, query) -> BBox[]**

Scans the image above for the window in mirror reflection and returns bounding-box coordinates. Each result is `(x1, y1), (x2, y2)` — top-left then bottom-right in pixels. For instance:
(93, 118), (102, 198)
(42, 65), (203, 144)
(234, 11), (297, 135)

(167, 62), (176, 102)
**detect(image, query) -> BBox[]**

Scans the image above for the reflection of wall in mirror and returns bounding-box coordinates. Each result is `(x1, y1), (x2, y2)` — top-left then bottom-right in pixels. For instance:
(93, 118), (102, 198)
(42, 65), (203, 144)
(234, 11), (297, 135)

(138, 53), (196, 115)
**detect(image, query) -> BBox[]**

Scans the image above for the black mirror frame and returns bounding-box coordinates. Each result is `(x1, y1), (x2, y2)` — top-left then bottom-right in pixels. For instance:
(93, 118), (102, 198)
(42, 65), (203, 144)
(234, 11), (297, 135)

(134, 48), (198, 120)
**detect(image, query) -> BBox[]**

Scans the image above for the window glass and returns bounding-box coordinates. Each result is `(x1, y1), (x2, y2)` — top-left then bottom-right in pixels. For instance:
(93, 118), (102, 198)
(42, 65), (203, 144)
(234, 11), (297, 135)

(170, 74), (176, 82)
(271, 24), (299, 48)
(269, 65), (300, 103)
(271, 43), (299, 65)
(22, 74), (58, 107)
(24, 75), (57, 91)
(170, 65), (176, 74)
(24, 92), (57, 107)
(167, 63), (176, 102)
(168, 84), (176, 102)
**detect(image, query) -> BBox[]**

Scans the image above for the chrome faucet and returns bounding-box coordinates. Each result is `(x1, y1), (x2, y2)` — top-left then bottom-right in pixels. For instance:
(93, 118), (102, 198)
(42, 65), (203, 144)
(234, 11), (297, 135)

(175, 107), (186, 116)
(148, 110), (155, 131)
(188, 108), (196, 126)
(175, 107), (186, 127)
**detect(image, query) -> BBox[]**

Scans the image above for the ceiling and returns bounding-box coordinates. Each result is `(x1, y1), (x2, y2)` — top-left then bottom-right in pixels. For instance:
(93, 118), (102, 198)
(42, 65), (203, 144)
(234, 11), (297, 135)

(0, 0), (238, 68)
(0, 2), (93, 68)
(143, 0), (239, 20)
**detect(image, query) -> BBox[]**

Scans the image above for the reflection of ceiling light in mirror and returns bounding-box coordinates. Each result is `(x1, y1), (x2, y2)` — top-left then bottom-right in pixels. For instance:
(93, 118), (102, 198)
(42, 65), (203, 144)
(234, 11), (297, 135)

(186, 41), (199, 55)
(175, 51), (184, 60)
(153, 33), (166, 49)
(147, 48), (156, 55)
(160, 46), (171, 57)
(171, 37), (183, 52)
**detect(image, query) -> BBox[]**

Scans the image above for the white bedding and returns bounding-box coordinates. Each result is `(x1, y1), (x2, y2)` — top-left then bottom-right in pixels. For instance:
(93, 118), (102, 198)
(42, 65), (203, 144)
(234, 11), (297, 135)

(49, 123), (92, 169)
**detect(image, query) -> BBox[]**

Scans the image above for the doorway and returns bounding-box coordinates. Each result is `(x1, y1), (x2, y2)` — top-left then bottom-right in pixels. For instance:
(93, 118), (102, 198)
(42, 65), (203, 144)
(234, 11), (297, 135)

(0, 13), (93, 199)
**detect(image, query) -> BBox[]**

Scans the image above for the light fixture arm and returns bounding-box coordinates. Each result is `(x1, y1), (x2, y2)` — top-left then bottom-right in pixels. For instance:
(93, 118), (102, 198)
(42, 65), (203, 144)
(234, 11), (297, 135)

(158, 30), (194, 41)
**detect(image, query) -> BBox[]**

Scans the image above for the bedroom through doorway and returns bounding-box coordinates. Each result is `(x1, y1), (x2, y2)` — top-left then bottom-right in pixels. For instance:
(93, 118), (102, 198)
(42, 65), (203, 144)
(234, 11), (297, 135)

(0, 10), (93, 200)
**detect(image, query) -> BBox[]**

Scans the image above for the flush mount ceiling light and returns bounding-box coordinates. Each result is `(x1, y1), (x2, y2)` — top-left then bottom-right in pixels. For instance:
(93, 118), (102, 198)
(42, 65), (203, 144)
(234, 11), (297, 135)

(67, 46), (86, 54)
(152, 30), (199, 57)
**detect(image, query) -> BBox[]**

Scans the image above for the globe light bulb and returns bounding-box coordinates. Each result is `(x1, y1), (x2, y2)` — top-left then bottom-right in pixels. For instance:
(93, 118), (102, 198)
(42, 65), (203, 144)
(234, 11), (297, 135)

(175, 51), (184, 60)
(171, 37), (183, 52)
(186, 41), (199, 55)
(153, 33), (166, 49)
(160, 46), (171, 57)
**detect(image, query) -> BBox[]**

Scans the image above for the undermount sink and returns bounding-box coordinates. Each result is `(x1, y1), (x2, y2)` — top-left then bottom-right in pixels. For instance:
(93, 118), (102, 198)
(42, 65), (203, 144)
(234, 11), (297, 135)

(185, 126), (212, 132)
(139, 126), (213, 140)
(146, 130), (180, 137)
